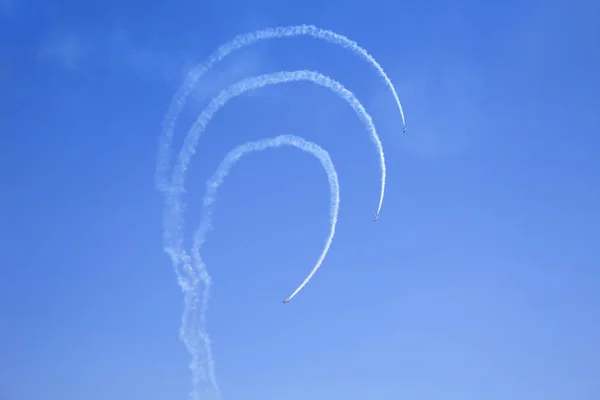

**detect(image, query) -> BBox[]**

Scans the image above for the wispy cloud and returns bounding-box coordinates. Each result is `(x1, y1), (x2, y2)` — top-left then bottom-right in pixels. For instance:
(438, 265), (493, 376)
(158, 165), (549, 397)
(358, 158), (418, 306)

(34, 26), (266, 91)
(104, 28), (193, 82)
(37, 30), (87, 70)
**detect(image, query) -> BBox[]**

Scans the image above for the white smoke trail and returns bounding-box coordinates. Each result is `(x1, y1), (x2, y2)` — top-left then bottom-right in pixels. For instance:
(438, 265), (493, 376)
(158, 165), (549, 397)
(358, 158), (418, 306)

(155, 25), (405, 400)
(156, 24), (406, 195)
(171, 69), (384, 217)
(160, 70), (382, 400)
(163, 69), (383, 313)
(189, 134), (340, 396)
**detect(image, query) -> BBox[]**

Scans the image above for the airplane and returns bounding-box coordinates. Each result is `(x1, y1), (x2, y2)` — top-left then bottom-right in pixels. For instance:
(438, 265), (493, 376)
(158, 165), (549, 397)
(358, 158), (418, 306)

(403, 127), (407, 134)
(282, 298), (290, 304)
(374, 215), (379, 222)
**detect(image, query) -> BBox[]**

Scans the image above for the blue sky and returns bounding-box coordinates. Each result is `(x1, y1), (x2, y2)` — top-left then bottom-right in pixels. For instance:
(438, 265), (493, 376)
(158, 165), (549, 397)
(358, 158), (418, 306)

(1, 0), (599, 399)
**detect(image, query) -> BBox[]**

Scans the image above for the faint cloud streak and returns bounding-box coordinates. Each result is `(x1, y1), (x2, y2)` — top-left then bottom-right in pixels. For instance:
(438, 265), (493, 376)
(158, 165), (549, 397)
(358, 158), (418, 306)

(37, 31), (87, 70)
(34, 27), (266, 91)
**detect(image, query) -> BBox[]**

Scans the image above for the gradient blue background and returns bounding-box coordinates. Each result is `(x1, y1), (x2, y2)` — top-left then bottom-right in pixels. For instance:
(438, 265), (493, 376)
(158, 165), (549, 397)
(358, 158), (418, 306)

(1, 0), (598, 399)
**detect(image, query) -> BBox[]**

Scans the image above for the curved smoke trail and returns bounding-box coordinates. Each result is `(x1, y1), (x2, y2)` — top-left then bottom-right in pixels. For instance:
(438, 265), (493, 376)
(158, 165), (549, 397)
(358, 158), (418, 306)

(159, 70), (384, 400)
(156, 24), (406, 195)
(172, 70), (383, 214)
(156, 26), (406, 400)
(188, 134), (339, 395)
(162, 69), (384, 313)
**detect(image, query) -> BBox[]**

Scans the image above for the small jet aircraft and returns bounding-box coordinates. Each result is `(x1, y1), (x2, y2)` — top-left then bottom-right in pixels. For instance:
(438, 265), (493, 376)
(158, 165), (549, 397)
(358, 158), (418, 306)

(373, 215), (379, 222)
(403, 127), (407, 134)
(282, 298), (290, 304)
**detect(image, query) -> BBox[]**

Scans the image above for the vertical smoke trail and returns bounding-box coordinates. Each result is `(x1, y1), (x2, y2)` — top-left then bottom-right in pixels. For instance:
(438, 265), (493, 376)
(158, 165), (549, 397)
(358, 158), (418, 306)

(156, 24), (405, 196)
(188, 134), (340, 397)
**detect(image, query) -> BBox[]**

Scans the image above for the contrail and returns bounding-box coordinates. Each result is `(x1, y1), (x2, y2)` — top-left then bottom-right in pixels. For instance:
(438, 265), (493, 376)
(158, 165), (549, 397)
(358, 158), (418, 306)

(170, 70), (384, 231)
(155, 26), (406, 400)
(156, 24), (405, 195)
(187, 134), (340, 398)
(160, 71), (382, 399)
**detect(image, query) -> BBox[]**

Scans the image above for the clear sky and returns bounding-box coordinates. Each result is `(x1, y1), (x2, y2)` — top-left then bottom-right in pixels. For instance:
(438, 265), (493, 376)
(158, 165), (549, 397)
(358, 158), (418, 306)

(1, 0), (599, 399)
